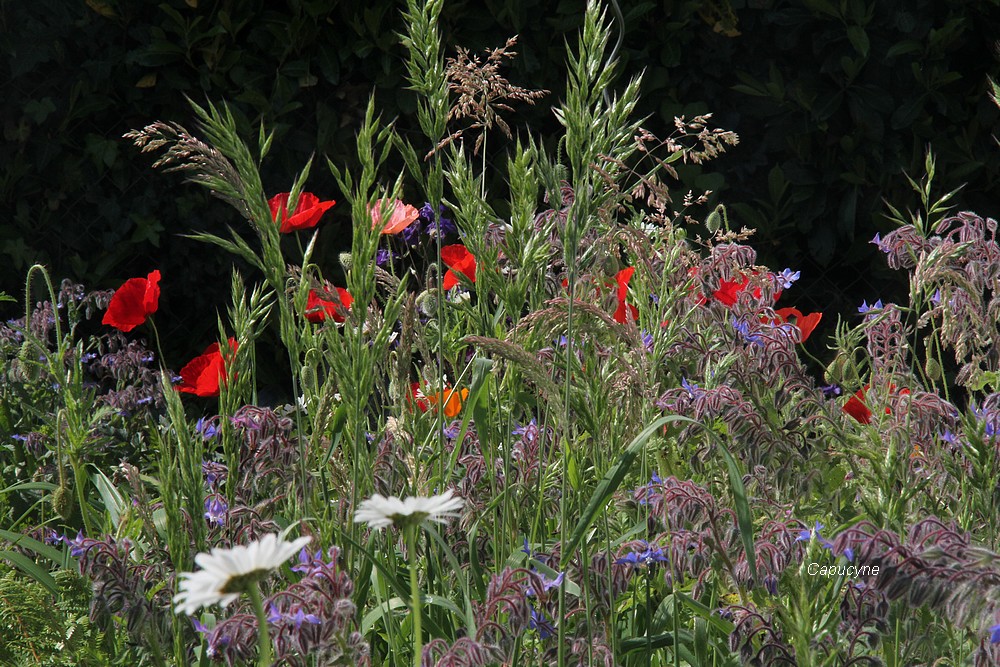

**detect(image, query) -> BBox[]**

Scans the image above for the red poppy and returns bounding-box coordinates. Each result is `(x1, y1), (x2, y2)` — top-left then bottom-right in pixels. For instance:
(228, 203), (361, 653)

(842, 388), (873, 424)
(774, 307), (823, 343)
(842, 383), (910, 424)
(441, 244), (477, 290)
(269, 192), (336, 233)
(305, 288), (353, 324)
(410, 382), (431, 412)
(176, 338), (238, 397)
(710, 272), (781, 307)
(613, 267), (639, 324)
(102, 270), (161, 332)
(370, 199), (420, 235)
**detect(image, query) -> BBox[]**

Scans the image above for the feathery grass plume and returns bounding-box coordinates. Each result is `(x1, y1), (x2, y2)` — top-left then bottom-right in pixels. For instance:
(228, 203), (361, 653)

(435, 36), (548, 157)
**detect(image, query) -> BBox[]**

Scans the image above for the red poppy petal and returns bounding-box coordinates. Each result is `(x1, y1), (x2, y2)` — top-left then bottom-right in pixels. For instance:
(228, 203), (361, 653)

(797, 312), (822, 342)
(103, 277), (152, 332)
(143, 270), (161, 315)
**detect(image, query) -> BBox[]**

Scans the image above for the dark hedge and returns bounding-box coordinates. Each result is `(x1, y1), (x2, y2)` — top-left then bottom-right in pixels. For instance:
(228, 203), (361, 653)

(2, 0), (999, 379)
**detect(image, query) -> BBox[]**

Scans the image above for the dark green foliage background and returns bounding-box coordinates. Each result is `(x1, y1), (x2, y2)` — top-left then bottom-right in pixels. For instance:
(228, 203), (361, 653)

(2, 0), (999, 375)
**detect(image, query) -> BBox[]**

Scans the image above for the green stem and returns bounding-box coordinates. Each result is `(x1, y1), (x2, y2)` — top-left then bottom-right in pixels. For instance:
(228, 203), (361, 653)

(407, 524), (423, 667)
(247, 583), (274, 667)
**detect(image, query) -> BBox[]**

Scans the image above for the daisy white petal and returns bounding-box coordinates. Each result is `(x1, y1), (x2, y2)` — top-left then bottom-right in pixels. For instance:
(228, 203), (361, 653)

(354, 489), (464, 530)
(173, 533), (311, 616)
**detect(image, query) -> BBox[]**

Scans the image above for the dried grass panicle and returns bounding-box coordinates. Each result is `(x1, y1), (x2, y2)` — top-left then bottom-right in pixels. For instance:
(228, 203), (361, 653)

(124, 122), (251, 220)
(438, 35), (548, 156)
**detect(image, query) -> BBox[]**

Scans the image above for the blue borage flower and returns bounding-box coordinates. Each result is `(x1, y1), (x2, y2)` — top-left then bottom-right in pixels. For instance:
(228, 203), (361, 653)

(777, 268), (800, 289)
(637, 471), (663, 506)
(615, 540), (669, 567)
(681, 377), (702, 399)
(820, 384), (842, 399)
(990, 622), (1000, 644)
(513, 418), (541, 443)
(203, 496), (228, 527)
(870, 233), (890, 254)
(796, 521), (834, 551)
(195, 416), (219, 440)
(530, 608), (556, 639)
(857, 299), (884, 314)
(731, 316), (763, 346)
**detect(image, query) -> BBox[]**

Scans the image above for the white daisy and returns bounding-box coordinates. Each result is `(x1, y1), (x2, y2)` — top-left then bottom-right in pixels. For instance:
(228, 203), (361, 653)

(354, 488), (464, 530)
(173, 533), (311, 616)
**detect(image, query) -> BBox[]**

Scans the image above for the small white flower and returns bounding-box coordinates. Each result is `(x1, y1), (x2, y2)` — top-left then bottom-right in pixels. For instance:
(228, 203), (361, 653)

(173, 533), (311, 616)
(354, 489), (464, 530)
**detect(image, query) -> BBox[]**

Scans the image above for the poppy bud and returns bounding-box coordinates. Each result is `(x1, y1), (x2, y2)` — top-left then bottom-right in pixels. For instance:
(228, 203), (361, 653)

(416, 290), (439, 318)
(924, 356), (942, 382)
(339, 252), (353, 272)
(51, 484), (74, 521)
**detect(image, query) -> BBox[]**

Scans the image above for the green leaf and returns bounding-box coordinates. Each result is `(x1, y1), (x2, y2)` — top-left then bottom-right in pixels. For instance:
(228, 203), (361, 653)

(560, 415), (680, 567)
(0, 529), (66, 566)
(0, 550), (58, 594)
(846, 26), (869, 58)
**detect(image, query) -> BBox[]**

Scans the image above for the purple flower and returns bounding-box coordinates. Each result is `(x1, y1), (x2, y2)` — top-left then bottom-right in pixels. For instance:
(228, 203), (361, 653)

(267, 604), (283, 624)
(530, 608), (556, 639)
(638, 472), (663, 506)
(681, 377), (702, 399)
(870, 233), (890, 253)
(930, 288), (942, 306)
(290, 608), (321, 629)
(521, 537), (533, 557)
(640, 330), (654, 352)
(442, 421), (462, 440)
(420, 202), (456, 238)
(513, 419), (539, 443)
(858, 299), (884, 314)
(731, 317), (763, 346)
(990, 622), (1000, 644)
(820, 384), (841, 398)
(526, 571), (564, 597)
(842, 547), (854, 562)
(375, 248), (393, 268)
(203, 496), (228, 527)
(777, 268), (800, 289)
(796, 521), (833, 550)
(615, 540), (669, 567)
(192, 618), (210, 634)
(196, 417), (219, 440)
(64, 531), (87, 557)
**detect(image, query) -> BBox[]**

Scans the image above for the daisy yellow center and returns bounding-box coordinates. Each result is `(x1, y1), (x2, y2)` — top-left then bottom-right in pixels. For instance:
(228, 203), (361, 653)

(219, 568), (270, 594)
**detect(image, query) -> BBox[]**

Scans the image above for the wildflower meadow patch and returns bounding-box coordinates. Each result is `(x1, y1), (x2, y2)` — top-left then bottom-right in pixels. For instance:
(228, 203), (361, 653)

(4, 1), (1000, 666)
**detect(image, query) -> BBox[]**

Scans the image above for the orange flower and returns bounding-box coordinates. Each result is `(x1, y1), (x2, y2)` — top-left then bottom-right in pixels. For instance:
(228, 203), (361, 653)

(370, 199), (420, 235)
(774, 307), (823, 343)
(410, 382), (468, 418)
(425, 386), (469, 418)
